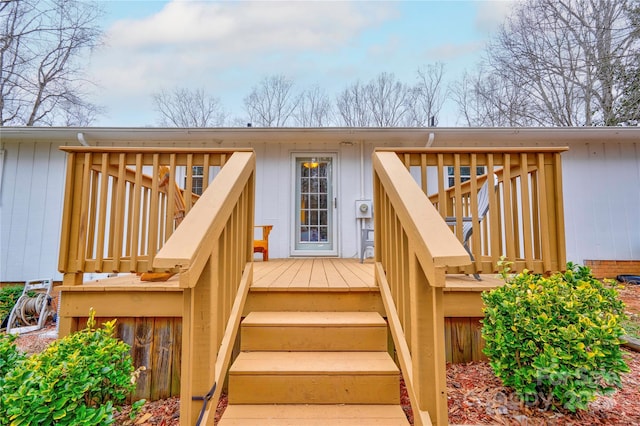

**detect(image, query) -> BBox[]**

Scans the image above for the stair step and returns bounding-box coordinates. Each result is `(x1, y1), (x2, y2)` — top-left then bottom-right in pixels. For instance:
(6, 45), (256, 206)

(218, 404), (409, 425)
(228, 351), (400, 404)
(245, 289), (384, 315)
(241, 311), (388, 351)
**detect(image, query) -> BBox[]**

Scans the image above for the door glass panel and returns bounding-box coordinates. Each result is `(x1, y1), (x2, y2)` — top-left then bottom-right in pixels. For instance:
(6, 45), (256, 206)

(295, 156), (334, 251)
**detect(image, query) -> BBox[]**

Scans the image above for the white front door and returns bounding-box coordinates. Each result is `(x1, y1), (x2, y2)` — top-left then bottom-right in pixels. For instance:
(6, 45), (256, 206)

(292, 154), (338, 256)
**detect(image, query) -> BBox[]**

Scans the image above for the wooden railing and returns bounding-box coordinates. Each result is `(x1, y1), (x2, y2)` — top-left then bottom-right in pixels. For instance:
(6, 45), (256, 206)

(373, 151), (471, 426)
(380, 147), (568, 276)
(152, 151), (256, 425)
(58, 147), (250, 285)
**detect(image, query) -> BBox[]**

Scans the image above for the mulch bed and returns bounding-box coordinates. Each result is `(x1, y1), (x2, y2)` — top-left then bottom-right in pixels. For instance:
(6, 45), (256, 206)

(109, 349), (639, 425)
(446, 349), (640, 425)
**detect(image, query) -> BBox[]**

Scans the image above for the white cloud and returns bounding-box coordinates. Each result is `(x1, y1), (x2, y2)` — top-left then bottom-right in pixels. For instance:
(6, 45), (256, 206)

(87, 0), (396, 124)
(475, 0), (517, 34)
(104, 1), (394, 61)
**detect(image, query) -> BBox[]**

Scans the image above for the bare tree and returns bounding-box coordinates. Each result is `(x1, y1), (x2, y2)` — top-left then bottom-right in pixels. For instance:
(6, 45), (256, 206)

(614, 1), (640, 125)
(452, 69), (535, 126)
(406, 63), (448, 126)
(243, 74), (300, 127)
(0, 0), (103, 126)
(335, 80), (372, 126)
(153, 88), (227, 127)
(293, 85), (333, 127)
(367, 72), (410, 126)
(336, 73), (411, 127)
(458, 0), (638, 126)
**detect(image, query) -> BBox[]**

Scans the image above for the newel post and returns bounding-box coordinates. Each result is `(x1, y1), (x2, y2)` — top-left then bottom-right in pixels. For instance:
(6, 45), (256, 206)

(179, 253), (219, 426)
(410, 254), (448, 426)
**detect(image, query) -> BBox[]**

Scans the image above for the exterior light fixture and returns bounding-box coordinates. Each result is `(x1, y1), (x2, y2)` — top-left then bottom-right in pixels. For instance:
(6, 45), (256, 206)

(303, 158), (319, 168)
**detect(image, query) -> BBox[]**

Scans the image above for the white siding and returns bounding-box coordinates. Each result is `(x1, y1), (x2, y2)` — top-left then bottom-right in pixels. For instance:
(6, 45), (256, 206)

(562, 141), (640, 263)
(1, 142), (66, 282)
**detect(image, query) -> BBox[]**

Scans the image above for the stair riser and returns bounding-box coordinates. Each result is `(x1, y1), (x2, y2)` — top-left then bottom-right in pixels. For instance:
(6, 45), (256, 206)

(228, 375), (400, 404)
(244, 291), (384, 315)
(241, 326), (388, 351)
(218, 405), (410, 426)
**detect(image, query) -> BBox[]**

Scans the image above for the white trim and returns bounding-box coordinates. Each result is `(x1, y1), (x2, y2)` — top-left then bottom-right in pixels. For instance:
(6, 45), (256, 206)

(0, 149), (5, 198)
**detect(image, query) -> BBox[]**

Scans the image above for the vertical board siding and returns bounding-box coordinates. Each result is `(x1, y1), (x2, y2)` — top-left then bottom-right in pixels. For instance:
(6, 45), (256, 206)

(562, 142), (640, 263)
(444, 318), (486, 364)
(133, 317), (154, 399)
(1, 142), (67, 281)
(80, 316), (182, 402)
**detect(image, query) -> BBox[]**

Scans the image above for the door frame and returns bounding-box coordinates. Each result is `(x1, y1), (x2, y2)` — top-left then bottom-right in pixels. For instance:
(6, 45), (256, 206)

(290, 152), (339, 257)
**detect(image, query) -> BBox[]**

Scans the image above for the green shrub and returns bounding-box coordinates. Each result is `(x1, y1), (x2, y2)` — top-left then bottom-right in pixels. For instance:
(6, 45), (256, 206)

(0, 310), (142, 425)
(0, 286), (25, 324)
(0, 334), (24, 386)
(482, 261), (630, 412)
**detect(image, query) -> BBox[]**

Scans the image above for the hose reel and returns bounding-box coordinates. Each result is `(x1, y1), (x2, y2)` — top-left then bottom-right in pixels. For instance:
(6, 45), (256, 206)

(6, 279), (54, 335)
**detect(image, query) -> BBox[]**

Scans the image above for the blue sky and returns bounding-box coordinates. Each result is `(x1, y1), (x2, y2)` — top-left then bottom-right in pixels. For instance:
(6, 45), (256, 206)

(87, 1), (515, 127)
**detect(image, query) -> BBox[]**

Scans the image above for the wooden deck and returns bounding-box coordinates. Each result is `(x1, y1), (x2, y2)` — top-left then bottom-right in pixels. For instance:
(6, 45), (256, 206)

(252, 258), (377, 291)
(252, 257), (503, 292)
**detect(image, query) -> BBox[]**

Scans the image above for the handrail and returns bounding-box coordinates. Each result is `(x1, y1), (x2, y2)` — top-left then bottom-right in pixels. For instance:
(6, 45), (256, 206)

(373, 151), (470, 426)
(153, 151), (255, 287)
(152, 151), (256, 425)
(373, 151), (470, 284)
(57, 147), (251, 285)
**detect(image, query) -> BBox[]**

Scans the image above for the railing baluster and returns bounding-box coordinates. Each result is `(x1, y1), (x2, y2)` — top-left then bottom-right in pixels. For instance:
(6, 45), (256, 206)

(468, 154), (480, 274)
(130, 153), (144, 270)
(487, 154), (501, 267)
(519, 153), (534, 270)
(108, 170), (117, 260)
(436, 154), (446, 217)
(531, 164), (541, 260)
(113, 153), (127, 271)
(87, 168), (99, 260)
(148, 155), (160, 268)
(165, 154), (177, 239)
(77, 153), (92, 272)
(203, 153), (211, 193)
(125, 178), (134, 262)
(185, 154), (194, 213)
(96, 154), (109, 270)
(501, 154), (516, 261)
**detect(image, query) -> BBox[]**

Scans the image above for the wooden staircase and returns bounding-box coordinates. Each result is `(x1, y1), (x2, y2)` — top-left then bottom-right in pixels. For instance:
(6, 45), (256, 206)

(217, 291), (410, 425)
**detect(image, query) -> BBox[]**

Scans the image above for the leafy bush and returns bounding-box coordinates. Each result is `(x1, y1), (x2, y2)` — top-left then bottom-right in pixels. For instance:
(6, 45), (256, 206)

(0, 310), (142, 425)
(0, 286), (25, 324)
(482, 262), (630, 412)
(0, 334), (24, 386)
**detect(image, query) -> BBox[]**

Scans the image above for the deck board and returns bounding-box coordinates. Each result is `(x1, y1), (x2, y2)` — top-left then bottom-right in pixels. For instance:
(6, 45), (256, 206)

(252, 260), (297, 289)
(332, 259), (373, 289)
(252, 259), (375, 292)
(251, 258), (502, 293)
(323, 259), (349, 289)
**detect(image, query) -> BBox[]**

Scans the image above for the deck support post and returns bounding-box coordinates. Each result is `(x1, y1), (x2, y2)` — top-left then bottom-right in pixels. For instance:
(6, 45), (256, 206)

(410, 254), (448, 426)
(179, 256), (218, 426)
(58, 272), (84, 337)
